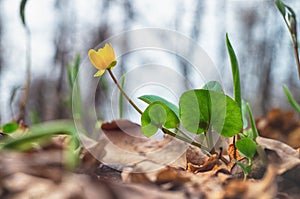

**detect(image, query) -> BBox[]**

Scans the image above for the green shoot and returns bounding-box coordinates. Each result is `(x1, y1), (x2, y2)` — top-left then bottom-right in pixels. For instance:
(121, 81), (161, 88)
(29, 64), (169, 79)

(119, 75), (126, 119)
(246, 103), (259, 140)
(283, 85), (300, 114)
(275, 0), (300, 78)
(226, 33), (242, 109)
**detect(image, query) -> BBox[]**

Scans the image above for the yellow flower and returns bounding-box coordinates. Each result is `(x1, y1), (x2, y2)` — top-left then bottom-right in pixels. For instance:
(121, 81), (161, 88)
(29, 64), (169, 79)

(88, 43), (117, 77)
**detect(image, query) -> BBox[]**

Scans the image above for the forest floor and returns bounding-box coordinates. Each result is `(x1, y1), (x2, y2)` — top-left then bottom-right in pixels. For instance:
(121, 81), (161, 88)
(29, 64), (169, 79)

(0, 108), (299, 199)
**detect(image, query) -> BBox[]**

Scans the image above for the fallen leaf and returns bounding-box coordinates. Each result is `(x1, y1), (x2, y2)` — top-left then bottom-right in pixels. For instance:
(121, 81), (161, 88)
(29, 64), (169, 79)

(256, 137), (300, 175)
(223, 166), (277, 199)
(186, 145), (208, 165)
(227, 143), (244, 170)
(187, 154), (221, 173)
(156, 166), (190, 185)
(255, 136), (300, 194)
(96, 120), (187, 172)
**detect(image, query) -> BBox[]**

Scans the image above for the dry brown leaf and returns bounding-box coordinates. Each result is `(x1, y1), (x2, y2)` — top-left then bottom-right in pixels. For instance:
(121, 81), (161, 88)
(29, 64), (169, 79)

(287, 127), (300, 148)
(121, 160), (164, 183)
(95, 120), (187, 172)
(227, 144), (244, 170)
(122, 168), (153, 184)
(0, 150), (64, 182)
(256, 136), (300, 194)
(187, 154), (221, 173)
(156, 166), (190, 185)
(186, 145), (208, 165)
(222, 166), (277, 199)
(3, 172), (185, 199)
(256, 137), (300, 175)
(257, 109), (300, 148)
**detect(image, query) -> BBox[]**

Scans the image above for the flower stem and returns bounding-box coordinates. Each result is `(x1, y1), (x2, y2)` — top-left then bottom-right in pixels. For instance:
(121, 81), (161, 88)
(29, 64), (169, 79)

(107, 69), (143, 115)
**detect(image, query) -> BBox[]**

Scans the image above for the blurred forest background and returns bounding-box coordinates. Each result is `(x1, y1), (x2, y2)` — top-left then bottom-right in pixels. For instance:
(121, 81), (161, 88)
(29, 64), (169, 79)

(0, 0), (300, 124)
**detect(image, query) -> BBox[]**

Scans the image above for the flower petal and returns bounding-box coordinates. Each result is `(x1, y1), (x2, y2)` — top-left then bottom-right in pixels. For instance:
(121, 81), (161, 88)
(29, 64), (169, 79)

(88, 49), (106, 70)
(102, 44), (115, 67)
(88, 43), (117, 74)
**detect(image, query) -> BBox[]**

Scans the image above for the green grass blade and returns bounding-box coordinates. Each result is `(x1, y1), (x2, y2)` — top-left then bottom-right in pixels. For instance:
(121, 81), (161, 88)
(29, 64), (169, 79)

(20, 0), (28, 27)
(226, 34), (242, 109)
(119, 75), (125, 118)
(0, 120), (78, 151)
(246, 103), (259, 140)
(283, 85), (300, 114)
(67, 54), (82, 118)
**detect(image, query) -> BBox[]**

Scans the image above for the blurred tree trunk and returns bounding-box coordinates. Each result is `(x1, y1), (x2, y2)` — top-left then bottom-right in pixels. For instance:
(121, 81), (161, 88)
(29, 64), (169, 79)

(0, 0), (3, 122)
(119, 0), (135, 75)
(0, 0), (2, 77)
(176, 0), (203, 89)
(52, 0), (74, 119)
(217, 1), (229, 85)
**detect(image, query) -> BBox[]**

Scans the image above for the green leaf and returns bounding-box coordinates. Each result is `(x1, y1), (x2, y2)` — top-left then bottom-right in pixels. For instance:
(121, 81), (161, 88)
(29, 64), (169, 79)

(0, 120), (78, 151)
(235, 138), (257, 159)
(235, 161), (252, 176)
(179, 89), (243, 137)
(139, 95), (179, 118)
(275, 0), (286, 15)
(226, 34), (242, 109)
(2, 122), (19, 134)
(67, 54), (81, 89)
(202, 81), (224, 93)
(141, 102), (179, 137)
(275, 0), (297, 39)
(275, 0), (299, 78)
(20, 0), (28, 27)
(67, 54), (82, 118)
(240, 128), (254, 139)
(283, 85), (300, 114)
(1, 120), (80, 170)
(246, 103), (259, 140)
(239, 133), (247, 138)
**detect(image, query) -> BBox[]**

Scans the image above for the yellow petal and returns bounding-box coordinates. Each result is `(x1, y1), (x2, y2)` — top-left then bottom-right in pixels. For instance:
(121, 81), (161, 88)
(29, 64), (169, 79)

(94, 70), (105, 77)
(88, 43), (117, 73)
(108, 44), (116, 60)
(102, 44), (115, 67)
(88, 49), (106, 70)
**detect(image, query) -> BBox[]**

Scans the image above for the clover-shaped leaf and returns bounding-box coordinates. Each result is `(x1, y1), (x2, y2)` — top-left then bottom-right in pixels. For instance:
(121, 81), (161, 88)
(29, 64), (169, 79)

(139, 95), (179, 118)
(202, 81), (224, 93)
(179, 89), (242, 137)
(141, 102), (179, 137)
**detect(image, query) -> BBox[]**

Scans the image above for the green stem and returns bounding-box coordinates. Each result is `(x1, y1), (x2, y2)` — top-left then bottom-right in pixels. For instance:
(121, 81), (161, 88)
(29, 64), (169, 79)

(107, 69), (143, 115)
(162, 128), (210, 154)
(207, 128), (215, 154)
